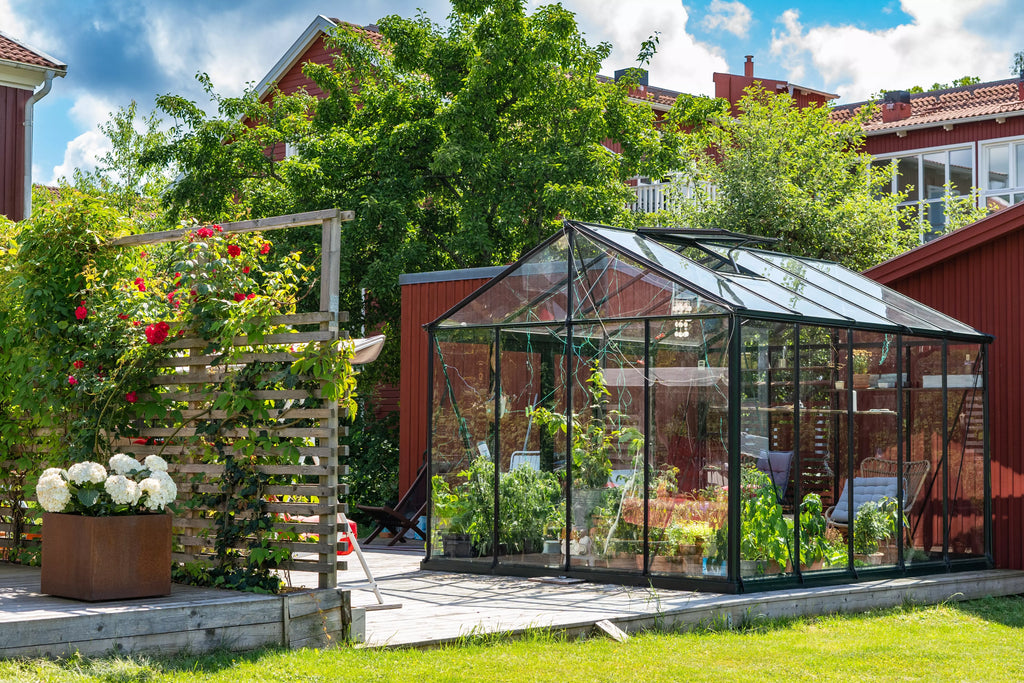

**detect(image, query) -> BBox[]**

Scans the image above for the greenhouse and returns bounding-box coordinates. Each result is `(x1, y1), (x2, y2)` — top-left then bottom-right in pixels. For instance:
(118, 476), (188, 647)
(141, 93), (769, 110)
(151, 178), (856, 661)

(423, 220), (991, 592)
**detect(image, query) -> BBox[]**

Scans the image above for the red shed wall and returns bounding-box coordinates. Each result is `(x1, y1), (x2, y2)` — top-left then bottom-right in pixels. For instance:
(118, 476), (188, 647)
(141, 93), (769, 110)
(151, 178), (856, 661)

(871, 226), (1024, 570)
(399, 275), (494, 494)
(0, 85), (29, 220)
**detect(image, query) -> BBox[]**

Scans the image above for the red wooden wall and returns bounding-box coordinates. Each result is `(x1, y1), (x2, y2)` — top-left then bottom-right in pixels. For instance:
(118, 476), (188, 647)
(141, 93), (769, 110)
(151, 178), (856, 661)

(863, 117), (1024, 156)
(0, 85), (29, 221)
(866, 202), (1024, 570)
(398, 269), (501, 494)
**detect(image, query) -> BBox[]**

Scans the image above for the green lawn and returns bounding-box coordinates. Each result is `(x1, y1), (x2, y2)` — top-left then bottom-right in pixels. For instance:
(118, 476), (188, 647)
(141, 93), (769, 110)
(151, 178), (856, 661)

(4, 596), (1024, 682)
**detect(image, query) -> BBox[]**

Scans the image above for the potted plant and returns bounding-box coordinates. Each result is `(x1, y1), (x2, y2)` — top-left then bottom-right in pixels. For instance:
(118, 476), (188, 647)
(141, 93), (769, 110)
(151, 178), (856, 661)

(431, 474), (474, 557)
(852, 497), (900, 565)
(852, 349), (872, 388)
(35, 453), (177, 601)
(738, 467), (791, 575)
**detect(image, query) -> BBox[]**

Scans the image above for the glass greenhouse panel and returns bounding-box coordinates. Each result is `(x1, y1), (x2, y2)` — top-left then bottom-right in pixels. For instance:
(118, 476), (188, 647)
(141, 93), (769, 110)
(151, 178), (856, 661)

(570, 231), (728, 321)
(496, 327), (568, 569)
(848, 330), (902, 569)
(438, 235), (571, 327)
(429, 327), (497, 565)
(946, 343), (986, 562)
(738, 320), (796, 579)
(796, 326), (847, 575)
(648, 317), (730, 578)
(903, 338), (946, 565)
(583, 225), (794, 314)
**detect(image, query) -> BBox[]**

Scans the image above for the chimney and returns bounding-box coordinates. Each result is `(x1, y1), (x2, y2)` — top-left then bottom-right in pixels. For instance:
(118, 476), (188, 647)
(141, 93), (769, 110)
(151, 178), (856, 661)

(614, 67), (648, 86)
(881, 90), (913, 123)
(744, 55), (754, 78)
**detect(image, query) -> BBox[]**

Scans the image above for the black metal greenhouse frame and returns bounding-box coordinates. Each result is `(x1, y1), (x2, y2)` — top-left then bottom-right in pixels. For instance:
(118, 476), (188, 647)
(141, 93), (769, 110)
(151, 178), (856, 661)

(422, 221), (993, 593)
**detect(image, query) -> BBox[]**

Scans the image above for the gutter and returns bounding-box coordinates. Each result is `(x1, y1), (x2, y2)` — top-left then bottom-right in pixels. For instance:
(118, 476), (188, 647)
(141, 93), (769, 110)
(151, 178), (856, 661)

(24, 68), (55, 221)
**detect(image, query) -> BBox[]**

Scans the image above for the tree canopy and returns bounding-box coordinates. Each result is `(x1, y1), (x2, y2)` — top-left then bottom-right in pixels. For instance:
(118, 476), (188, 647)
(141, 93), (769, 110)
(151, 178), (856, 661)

(644, 87), (919, 271)
(144, 0), (677, 381)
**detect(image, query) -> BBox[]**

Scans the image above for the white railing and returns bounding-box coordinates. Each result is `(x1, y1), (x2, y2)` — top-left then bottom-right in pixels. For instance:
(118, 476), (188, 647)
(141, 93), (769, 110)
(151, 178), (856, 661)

(628, 179), (714, 213)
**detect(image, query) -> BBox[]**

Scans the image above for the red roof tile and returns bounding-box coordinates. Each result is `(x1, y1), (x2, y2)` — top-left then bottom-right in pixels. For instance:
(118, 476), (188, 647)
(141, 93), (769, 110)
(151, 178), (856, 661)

(0, 31), (65, 70)
(831, 78), (1024, 131)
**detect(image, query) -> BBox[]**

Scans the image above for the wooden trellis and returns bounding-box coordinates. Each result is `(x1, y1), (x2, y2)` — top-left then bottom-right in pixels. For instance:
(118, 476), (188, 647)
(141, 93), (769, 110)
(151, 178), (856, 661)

(0, 209), (353, 590)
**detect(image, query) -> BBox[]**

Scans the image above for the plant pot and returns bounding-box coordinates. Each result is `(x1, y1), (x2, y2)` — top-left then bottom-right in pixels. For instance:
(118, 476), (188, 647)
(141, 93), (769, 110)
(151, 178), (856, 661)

(442, 533), (473, 558)
(853, 374), (871, 389)
(41, 512), (172, 601)
(854, 552), (884, 566)
(542, 539), (562, 555)
(571, 488), (605, 529)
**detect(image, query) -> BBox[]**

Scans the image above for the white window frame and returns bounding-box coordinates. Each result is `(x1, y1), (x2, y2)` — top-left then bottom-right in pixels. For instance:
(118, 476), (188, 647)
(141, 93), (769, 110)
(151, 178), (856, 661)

(872, 142), (976, 239)
(978, 134), (1024, 211)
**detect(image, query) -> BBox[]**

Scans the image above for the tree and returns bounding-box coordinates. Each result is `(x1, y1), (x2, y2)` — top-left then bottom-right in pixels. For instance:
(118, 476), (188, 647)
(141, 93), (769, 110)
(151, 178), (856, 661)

(650, 87), (918, 270)
(72, 101), (172, 220)
(144, 0), (676, 382)
(1012, 50), (1024, 77)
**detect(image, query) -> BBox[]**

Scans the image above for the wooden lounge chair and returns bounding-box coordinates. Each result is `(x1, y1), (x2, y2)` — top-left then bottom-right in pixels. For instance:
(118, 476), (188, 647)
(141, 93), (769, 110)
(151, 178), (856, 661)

(356, 464), (428, 546)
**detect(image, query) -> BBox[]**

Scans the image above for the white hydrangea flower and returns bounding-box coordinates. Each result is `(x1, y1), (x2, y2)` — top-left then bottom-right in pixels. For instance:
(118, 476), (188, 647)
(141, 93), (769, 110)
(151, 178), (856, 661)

(103, 474), (141, 506)
(139, 471), (176, 510)
(36, 473), (71, 512)
(109, 453), (143, 475)
(41, 467), (65, 479)
(67, 461), (107, 485)
(143, 454), (168, 472)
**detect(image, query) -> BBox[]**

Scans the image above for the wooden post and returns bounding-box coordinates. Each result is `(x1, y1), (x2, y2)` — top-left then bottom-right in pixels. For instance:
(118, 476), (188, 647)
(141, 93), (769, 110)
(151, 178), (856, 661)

(319, 213), (342, 589)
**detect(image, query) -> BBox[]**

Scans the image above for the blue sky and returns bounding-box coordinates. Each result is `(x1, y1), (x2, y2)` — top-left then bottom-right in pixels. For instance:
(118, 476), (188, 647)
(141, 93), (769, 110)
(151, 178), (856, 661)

(6, 0), (1022, 186)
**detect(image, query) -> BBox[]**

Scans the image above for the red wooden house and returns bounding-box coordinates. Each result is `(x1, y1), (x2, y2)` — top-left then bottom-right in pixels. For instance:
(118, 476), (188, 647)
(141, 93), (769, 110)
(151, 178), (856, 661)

(865, 202), (1024, 570)
(0, 30), (66, 220)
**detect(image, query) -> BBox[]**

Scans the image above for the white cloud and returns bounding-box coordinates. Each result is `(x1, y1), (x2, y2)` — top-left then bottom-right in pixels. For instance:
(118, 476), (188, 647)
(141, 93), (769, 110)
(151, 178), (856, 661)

(49, 129), (108, 183)
(701, 0), (752, 39)
(770, 1), (1020, 103)
(563, 0), (728, 94)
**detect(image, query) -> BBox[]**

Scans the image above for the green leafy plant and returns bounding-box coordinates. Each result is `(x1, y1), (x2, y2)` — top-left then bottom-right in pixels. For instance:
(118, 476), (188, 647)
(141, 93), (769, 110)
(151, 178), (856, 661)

(852, 497), (901, 555)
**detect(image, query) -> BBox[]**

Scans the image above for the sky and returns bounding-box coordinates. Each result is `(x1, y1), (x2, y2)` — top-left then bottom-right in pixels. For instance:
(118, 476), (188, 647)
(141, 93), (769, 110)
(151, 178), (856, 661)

(7, 0), (1024, 186)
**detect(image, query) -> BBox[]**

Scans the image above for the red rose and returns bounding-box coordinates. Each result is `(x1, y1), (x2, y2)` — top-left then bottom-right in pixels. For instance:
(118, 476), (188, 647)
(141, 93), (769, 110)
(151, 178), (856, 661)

(75, 305), (87, 320)
(145, 321), (171, 345)
(117, 314), (129, 320)
(135, 277), (146, 292)
(260, 242), (271, 255)
(196, 226), (214, 239)
(246, 293), (256, 300)
(68, 375), (77, 386)
(233, 292), (245, 302)
(72, 360), (84, 369)
(242, 266), (250, 274)
(125, 391), (138, 403)
(227, 244), (241, 258)
(140, 251), (147, 259)
(132, 320), (141, 327)
(213, 224), (223, 232)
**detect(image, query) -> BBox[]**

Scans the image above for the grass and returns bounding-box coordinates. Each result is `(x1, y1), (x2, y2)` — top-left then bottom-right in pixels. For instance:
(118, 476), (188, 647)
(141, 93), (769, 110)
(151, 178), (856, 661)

(2, 596), (1024, 682)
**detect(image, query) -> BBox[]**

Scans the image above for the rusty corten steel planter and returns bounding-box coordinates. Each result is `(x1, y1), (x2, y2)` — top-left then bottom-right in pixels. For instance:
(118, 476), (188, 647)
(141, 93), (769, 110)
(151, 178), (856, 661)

(41, 512), (172, 601)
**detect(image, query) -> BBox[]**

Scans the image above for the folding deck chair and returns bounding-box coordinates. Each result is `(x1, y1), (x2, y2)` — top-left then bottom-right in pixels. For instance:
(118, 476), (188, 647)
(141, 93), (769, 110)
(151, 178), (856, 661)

(356, 464), (428, 546)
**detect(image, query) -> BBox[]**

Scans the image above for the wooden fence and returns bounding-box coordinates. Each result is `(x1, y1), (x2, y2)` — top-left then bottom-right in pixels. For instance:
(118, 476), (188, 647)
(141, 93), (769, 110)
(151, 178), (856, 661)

(0, 209), (353, 590)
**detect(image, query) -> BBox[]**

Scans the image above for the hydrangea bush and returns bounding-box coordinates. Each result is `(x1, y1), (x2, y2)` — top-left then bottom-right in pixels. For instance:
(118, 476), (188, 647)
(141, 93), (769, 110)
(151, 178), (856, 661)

(37, 454), (177, 516)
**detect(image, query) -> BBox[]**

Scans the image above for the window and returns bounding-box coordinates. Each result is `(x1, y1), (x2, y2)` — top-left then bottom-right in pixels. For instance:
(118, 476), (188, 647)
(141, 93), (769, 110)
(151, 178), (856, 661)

(980, 138), (1024, 211)
(873, 145), (974, 241)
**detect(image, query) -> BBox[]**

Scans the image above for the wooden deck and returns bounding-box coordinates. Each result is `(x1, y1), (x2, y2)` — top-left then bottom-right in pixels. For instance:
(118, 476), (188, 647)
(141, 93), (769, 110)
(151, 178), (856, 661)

(304, 548), (1024, 648)
(0, 564), (350, 657)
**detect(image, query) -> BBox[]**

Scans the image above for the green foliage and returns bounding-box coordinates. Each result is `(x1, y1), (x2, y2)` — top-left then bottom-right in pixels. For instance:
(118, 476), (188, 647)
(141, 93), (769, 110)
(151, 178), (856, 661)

(651, 86), (919, 271)
(145, 2), (678, 385)
(738, 467), (790, 565)
(1013, 51), (1024, 77)
(530, 362), (643, 489)
(342, 399), (399, 526)
(72, 101), (172, 221)
(852, 497), (901, 555)
(881, 76), (981, 94)
(433, 455), (563, 554)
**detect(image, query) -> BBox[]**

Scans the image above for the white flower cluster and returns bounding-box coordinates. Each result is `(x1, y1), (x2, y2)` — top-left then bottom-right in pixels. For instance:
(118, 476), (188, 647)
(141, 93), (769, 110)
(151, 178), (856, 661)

(109, 453), (143, 475)
(67, 461), (107, 485)
(35, 454), (178, 514)
(139, 470), (177, 510)
(36, 470), (71, 513)
(104, 474), (142, 506)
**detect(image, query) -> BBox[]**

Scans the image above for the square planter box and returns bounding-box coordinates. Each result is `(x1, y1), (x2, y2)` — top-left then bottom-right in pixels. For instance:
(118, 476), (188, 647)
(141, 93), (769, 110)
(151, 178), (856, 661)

(41, 512), (172, 601)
